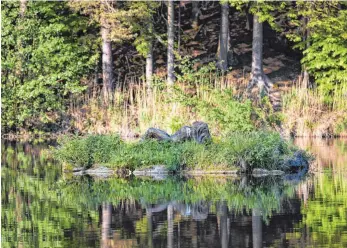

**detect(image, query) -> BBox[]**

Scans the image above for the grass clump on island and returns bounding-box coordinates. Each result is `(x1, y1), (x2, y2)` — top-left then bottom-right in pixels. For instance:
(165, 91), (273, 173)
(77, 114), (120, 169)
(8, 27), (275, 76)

(55, 131), (302, 172)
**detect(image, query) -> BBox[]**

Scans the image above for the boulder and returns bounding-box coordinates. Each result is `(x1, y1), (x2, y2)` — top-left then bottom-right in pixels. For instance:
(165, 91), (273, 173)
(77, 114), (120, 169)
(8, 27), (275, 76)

(252, 168), (270, 176)
(132, 165), (169, 179)
(73, 166), (116, 178)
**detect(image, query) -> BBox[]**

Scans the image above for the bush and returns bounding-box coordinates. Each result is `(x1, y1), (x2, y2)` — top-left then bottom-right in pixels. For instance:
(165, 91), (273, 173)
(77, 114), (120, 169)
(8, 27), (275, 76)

(55, 135), (123, 168)
(55, 132), (301, 172)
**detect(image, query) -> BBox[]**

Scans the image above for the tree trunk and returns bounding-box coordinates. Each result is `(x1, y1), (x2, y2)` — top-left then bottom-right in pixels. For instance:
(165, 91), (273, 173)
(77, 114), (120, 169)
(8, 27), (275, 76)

(302, 16), (310, 88)
(218, 3), (229, 72)
(178, 1), (181, 54)
(101, 21), (114, 104)
(191, 1), (200, 29)
(248, 14), (272, 97)
(245, 13), (251, 30)
(20, 0), (27, 17)
(167, 0), (175, 86)
(146, 40), (153, 88)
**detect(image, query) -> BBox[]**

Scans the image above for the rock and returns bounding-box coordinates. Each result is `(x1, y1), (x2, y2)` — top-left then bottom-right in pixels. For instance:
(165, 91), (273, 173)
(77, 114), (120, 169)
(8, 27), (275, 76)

(73, 166), (116, 178)
(141, 121), (211, 144)
(132, 165), (169, 177)
(252, 168), (269, 176)
(183, 170), (239, 175)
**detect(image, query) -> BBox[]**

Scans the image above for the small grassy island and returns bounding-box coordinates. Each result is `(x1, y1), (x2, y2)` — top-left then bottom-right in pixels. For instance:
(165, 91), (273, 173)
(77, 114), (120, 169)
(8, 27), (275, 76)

(55, 126), (311, 176)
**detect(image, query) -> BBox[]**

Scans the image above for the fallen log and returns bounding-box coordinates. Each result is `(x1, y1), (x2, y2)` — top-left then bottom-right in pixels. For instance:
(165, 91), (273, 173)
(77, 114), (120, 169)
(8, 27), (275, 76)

(142, 121), (211, 144)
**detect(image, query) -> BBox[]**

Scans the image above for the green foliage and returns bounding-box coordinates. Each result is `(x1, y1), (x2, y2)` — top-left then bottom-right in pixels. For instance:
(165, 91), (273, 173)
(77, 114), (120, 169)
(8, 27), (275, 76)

(55, 132), (300, 171)
(1, 1), (99, 131)
(285, 1), (347, 98)
(230, 0), (288, 31)
(198, 90), (256, 133)
(128, 1), (160, 56)
(55, 134), (123, 168)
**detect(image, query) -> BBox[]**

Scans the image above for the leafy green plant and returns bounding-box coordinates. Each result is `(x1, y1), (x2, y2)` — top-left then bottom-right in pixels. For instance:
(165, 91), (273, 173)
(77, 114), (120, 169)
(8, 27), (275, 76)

(55, 134), (123, 168)
(55, 132), (301, 171)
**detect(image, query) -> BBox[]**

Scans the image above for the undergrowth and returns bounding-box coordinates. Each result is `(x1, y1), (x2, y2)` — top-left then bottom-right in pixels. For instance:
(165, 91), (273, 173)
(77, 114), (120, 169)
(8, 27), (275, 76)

(55, 132), (299, 171)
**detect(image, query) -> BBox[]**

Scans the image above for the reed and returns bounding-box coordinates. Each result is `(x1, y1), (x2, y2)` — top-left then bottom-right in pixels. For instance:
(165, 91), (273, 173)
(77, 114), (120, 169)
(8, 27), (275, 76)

(69, 72), (249, 138)
(282, 79), (347, 137)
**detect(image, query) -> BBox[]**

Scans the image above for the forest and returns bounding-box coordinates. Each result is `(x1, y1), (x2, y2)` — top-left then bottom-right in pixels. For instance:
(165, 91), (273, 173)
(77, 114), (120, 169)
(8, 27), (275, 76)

(2, 2), (347, 247)
(2, 0), (346, 138)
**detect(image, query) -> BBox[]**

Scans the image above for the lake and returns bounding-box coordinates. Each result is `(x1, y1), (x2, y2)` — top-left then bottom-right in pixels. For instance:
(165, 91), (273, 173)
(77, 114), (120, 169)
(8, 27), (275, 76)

(2, 138), (347, 248)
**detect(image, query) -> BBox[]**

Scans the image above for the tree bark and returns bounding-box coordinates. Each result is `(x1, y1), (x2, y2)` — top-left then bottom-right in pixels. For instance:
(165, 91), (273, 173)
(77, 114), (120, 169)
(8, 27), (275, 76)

(167, 0), (175, 86)
(248, 14), (272, 97)
(218, 3), (229, 72)
(191, 1), (200, 29)
(20, 0), (27, 17)
(302, 16), (310, 88)
(101, 19), (114, 104)
(146, 40), (153, 88)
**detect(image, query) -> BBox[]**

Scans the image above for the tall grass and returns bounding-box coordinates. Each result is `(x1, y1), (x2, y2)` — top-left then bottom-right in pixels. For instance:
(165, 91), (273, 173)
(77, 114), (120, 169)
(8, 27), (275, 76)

(69, 71), (252, 137)
(282, 80), (347, 137)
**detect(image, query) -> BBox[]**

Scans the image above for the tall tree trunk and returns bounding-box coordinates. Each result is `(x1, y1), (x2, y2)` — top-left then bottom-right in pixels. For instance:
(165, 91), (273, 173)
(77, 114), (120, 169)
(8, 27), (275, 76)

(252, 208), (262, 248)
(178, 1), (181, 54)
(146, 41), (153, 88)
(167, 0), (175, 86)
(101, 20), (114, 104)
(101, 203), (112, 248)
(218, 3), (229, 72)
(20, 0), (27, 17)
(248, 14), (272, 97)
(191, 1), (200, 29)
(302, 16), (310, 88)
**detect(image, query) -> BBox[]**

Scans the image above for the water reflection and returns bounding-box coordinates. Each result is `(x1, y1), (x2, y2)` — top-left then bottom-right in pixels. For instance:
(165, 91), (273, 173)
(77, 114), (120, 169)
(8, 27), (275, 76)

(2, 139), (347, 248)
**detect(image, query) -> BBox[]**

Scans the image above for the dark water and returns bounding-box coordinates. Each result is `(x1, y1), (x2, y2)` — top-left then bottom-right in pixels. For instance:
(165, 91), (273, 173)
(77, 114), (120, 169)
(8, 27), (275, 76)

(2, 139), (347, 248)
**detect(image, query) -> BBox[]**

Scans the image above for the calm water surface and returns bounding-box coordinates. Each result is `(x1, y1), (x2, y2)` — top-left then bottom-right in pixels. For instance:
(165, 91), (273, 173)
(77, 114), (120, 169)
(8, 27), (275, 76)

(2, 138), (347, 248)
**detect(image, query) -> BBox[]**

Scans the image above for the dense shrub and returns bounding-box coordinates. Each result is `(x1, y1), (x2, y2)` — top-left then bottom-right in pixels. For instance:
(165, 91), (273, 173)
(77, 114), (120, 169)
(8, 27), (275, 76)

(55, 135), (123, 168)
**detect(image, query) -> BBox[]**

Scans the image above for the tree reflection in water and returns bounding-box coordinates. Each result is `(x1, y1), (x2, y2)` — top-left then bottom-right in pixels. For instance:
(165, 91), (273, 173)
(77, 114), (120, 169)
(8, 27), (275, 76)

(2, 139), (347, 247)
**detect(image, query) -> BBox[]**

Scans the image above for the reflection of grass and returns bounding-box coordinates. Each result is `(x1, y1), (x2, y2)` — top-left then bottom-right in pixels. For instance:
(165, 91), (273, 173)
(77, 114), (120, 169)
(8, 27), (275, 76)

(2, 144), (100, 248)
(61, 176), (298, 222)
(1, 142), (306, 248)
(55, 131), (300, 171)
